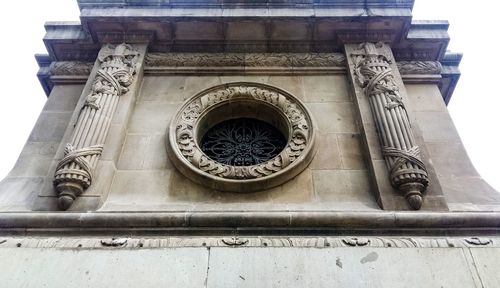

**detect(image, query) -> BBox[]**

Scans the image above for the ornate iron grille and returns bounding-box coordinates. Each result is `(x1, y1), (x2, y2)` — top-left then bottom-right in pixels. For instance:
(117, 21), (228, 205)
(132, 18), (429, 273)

(200, 118), (286, 166)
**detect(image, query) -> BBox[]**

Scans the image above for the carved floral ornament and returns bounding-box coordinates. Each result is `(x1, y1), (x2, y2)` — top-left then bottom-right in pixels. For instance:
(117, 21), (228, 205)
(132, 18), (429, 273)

(166, 83), (317, 192)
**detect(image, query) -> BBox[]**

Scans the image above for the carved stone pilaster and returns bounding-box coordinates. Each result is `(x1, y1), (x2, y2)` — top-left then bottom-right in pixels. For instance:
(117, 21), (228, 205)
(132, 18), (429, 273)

(53, 43), (139, 210)
(350, 43), (429, 210)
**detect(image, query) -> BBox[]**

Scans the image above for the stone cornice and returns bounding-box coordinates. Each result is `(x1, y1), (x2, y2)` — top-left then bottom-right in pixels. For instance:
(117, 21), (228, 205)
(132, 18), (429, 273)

(38, 4), (459, 102)
(42, 15), (448, 64)
(36, 59), (95, 97)
(77, 0), (415, 9)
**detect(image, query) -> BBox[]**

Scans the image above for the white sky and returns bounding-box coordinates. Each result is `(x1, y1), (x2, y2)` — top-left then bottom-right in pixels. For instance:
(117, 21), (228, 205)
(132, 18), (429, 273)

(0, 0), (499, 193)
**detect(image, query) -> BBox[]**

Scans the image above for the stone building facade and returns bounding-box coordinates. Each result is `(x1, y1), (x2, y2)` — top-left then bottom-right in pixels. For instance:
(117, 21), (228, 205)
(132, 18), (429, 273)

(0, 0), (499, 286)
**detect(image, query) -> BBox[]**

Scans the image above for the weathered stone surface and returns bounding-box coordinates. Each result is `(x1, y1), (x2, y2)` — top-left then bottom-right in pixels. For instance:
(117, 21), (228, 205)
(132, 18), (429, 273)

(128, 101), (178, 134)
(268, 76), (305, 100)
(83, 160), (116, 198)
(337, 133), (366, 169)
(309, 133), (342, 170)
(106, 170), (171, 207)
(28, 112), (72, 142)
(172, 170), (267, 205)
(302, 75), (350, 102)
(415, 111), (462, 143)
(267, 168), (315, 203)
(1, 245), (497, 287)
(0, 177), (43, 211)
(118, 134), (171, 170)
(99, 123), (128, 163)
(313, 170), (373, 203)
(139, 76), (187, 102)
(181, 76), (222, 100)
(8, 142), (58, 178)
(439, 175), (500, 208)
(207, 248), (477, 288)
(405, 84), (447, 112)
(370, 159), (408, 210)
(307, 102), (358, 133)
(42, 84), (84, 112)
(220, 75), (270, 84)
(427, 142), (479, 178)
(470, 248), (500, 288)
(0, 248), (208, 288)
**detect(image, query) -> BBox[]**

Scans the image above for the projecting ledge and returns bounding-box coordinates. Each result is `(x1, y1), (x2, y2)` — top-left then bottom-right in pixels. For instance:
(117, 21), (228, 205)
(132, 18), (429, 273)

(0, 211), (499, 235)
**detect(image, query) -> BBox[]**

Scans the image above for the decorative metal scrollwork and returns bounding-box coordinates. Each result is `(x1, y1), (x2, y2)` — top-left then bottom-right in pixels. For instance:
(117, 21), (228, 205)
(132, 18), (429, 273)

(201, 118), (287, 166)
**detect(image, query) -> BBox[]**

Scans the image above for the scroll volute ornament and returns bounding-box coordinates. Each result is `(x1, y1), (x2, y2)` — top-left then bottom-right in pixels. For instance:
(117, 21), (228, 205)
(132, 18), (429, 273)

(351, 42), (429, 209)
(53, 44), (139, 210)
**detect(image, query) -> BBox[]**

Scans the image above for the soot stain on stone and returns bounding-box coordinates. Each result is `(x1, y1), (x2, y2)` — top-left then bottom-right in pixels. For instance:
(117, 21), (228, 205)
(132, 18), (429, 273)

(336, 257), (343, 269)
(360, 252), (378, 264)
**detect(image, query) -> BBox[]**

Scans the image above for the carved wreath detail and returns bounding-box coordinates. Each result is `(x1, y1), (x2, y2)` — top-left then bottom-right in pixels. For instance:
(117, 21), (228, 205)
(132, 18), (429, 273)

(173, 84), (312, 180)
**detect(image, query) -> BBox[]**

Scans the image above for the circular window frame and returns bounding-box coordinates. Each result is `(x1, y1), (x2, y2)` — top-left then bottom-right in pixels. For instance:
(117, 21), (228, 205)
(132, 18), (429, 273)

(166, 82), (318, 192)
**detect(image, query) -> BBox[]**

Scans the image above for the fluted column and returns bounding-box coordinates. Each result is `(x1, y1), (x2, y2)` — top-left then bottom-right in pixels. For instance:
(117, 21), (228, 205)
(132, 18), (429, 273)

(349, 42), (429, 209)
(53, 43), (139, 210)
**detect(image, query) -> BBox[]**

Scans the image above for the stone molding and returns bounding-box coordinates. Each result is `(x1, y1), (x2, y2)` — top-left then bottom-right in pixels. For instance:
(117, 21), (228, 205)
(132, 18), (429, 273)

(166, 82), (317, 192)
(397, 61), (442, 75)
(78, 0), (415, 9)
(53, 43), (140, 210)
(1, 212), (499, 234)
(0, 236), (496, 249)
(350, 42), (429, 210)
(49, 61), (94, 76)
(145, 53), (346, 68)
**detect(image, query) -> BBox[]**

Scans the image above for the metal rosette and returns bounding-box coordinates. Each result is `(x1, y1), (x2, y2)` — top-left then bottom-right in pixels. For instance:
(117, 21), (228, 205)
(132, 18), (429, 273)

(166, 82), (318, 192)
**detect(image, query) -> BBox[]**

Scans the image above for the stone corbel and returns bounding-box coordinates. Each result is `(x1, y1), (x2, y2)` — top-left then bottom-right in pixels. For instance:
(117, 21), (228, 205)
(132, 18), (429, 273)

(348, 42), (429, 210)
(53, 43), (140, 210)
